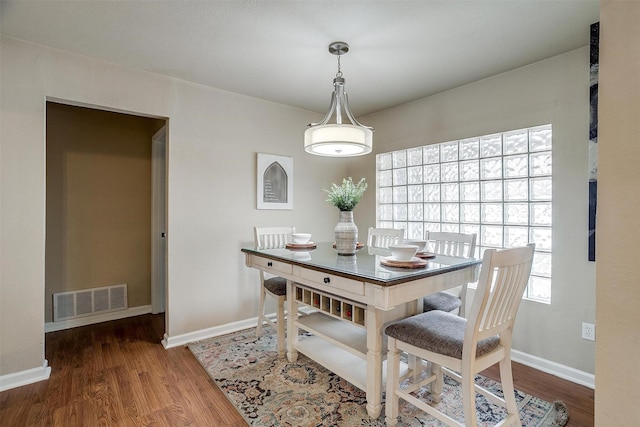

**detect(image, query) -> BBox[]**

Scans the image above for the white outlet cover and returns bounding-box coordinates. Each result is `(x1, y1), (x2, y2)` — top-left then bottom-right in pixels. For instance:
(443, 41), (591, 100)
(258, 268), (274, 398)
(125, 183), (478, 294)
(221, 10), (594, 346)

(582, 322), (596, 341)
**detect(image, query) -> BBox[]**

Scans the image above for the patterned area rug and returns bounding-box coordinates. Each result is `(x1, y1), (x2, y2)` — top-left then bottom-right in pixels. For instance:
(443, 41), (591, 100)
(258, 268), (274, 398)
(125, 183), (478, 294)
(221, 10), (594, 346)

(188, 327), (569, 426)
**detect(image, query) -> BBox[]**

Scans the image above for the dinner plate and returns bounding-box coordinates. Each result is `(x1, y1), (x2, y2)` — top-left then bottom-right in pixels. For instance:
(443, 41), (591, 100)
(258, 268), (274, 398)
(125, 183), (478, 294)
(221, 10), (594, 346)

(416, 252), (437, 259)
(380, 256), (428, 269)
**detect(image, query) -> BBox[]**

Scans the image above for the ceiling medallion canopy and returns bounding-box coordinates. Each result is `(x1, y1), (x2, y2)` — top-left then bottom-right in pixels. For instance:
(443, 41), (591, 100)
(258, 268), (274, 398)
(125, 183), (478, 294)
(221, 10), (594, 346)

(304, 41), (374, 157)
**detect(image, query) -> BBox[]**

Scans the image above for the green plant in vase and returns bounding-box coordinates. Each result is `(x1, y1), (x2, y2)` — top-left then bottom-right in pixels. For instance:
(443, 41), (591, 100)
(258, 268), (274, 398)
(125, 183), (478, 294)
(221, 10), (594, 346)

(324, 177), (367, 255)
(324, 177), (368, 211)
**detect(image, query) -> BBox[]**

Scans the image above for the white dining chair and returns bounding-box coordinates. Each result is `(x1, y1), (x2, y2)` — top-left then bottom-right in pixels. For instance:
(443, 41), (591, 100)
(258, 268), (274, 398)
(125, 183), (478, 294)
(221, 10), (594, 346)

(254, 226), (295, 357)
(367, 227), (404, 255)
(385, 244), (535, 427)
(423, 232), (477, 316)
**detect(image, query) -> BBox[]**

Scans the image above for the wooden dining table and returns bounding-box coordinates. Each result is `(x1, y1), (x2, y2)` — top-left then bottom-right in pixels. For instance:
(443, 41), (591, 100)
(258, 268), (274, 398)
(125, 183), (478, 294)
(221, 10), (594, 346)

(241, 242), (481, 418)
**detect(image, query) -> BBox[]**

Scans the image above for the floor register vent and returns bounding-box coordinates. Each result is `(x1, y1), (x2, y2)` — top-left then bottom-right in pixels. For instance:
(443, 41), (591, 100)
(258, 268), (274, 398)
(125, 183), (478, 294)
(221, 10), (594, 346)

(53, 284), (128, 322)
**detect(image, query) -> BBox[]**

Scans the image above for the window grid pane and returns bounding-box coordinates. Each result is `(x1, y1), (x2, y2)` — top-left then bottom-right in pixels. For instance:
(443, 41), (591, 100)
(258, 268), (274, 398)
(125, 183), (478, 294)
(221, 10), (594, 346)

(376, 124), (552, 303)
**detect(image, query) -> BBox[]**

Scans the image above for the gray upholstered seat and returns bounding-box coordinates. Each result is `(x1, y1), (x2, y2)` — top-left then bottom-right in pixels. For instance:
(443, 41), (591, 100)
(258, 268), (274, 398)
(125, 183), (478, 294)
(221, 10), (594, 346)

(263, 277), (287, 296)
(385, 310), (499, 359)
(422, 292), (462, 314)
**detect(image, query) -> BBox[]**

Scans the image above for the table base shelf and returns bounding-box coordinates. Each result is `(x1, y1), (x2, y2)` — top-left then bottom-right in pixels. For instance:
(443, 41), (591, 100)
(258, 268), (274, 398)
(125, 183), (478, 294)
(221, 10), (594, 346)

(294, 334), (409, 393)
(296, 312), (369, 359)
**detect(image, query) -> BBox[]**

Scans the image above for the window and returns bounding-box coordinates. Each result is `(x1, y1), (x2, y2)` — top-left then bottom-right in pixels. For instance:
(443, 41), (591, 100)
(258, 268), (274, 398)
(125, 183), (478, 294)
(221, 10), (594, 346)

(376, 125), (552, 303)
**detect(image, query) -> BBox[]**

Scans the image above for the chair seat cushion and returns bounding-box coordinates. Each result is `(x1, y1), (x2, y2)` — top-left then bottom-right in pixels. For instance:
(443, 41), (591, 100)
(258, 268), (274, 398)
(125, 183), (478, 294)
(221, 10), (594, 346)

(385, 310), (500, 359)
(264, 277), (287, 296)
(423, 292), (461, 313)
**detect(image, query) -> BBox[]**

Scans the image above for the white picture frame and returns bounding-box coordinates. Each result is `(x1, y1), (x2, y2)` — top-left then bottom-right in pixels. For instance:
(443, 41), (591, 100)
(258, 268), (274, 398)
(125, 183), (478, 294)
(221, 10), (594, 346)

(257, 153), (293, 210)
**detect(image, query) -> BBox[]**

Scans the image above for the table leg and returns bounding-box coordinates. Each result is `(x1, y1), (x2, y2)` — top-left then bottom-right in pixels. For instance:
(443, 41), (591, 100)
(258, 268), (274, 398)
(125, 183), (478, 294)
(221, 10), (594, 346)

(286, 279), (299, 363)
(408, 297), (422, 379)
(365, 305), (383, 418)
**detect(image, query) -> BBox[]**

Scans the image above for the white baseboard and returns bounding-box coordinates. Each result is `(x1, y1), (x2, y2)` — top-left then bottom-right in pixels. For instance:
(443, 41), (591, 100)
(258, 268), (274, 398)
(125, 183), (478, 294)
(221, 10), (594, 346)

(45, 305), (152, 333)
(0, 359), (51, 392)
(161, 309), (315, 349)
(162, 317), (258, 348)
(512, 349), (595, 389)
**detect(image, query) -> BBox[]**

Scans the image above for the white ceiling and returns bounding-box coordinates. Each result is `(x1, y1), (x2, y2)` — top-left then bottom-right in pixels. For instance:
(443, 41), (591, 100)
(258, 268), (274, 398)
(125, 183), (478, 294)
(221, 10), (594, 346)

(0, 0), (599, 116)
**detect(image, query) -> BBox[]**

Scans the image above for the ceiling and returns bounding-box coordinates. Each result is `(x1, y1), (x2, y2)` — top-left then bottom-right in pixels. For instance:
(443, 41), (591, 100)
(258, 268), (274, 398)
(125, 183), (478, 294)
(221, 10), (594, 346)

(0, 0), (599, 116)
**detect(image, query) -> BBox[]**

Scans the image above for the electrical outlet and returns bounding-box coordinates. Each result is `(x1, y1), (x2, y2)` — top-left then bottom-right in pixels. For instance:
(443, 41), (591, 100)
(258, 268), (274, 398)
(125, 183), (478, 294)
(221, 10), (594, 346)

(582, 322), (596, 341)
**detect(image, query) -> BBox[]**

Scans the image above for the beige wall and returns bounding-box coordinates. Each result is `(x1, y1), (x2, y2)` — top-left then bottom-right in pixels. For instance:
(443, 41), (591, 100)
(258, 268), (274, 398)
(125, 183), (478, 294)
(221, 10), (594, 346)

(45, 102), (164, 322)
(353, 47), (597, 375)
(0, 37), (346, 377)
(595, 1), (640, 424)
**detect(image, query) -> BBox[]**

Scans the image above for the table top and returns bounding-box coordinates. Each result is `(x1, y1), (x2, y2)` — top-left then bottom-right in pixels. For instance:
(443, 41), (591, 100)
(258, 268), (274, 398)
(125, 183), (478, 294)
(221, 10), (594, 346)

(241, 242), (481, 286)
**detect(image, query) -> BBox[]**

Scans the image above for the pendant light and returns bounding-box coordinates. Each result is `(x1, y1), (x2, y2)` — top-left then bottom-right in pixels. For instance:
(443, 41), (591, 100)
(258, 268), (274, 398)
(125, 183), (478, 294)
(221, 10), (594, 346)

(304, 42), (374, 157)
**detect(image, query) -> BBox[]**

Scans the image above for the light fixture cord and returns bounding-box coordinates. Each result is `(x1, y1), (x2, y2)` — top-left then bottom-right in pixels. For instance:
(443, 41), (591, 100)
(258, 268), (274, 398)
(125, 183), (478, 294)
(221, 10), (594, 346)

(336, 54), (342, 78)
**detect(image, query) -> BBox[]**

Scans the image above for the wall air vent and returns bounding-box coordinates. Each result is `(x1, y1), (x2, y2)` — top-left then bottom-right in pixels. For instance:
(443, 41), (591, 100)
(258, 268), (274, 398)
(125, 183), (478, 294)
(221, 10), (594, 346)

(53, 284), (128, 322)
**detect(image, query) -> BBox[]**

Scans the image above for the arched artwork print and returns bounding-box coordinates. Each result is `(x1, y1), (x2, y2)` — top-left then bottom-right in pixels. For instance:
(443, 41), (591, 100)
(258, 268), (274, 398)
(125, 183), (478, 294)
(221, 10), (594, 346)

(257, 153), (293, 210)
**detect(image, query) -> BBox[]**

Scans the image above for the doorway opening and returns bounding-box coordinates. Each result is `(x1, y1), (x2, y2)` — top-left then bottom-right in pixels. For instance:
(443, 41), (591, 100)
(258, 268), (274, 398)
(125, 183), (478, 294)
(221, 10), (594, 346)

(45, 101), (167, 334)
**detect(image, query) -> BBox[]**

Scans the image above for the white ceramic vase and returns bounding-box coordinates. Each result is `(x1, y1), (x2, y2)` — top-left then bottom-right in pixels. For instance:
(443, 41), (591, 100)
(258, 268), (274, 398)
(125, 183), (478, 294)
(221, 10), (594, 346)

(334, 210), (358, 255)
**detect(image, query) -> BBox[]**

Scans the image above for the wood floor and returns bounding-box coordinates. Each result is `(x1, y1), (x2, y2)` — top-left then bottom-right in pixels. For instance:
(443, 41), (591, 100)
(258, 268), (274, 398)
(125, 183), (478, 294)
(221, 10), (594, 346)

(0, 314), (594, 426)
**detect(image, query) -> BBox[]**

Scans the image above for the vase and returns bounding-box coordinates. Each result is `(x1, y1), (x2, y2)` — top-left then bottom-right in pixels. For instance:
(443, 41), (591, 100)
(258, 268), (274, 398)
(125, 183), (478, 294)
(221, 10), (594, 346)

(334, 210), (358, 256)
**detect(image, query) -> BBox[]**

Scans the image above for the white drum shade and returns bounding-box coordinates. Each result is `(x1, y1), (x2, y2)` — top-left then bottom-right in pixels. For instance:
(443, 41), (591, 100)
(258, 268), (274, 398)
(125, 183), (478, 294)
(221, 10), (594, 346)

(304, 124), (373, 157)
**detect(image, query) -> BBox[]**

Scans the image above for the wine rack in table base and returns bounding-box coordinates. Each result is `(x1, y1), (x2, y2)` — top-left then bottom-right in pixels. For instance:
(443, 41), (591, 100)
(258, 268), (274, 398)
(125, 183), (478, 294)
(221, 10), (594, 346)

(294, 285), (366, 327)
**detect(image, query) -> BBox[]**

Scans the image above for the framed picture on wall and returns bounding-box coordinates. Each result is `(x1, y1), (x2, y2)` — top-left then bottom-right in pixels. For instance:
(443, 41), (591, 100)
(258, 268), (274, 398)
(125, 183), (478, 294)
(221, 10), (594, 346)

(257, 153), (293, 210)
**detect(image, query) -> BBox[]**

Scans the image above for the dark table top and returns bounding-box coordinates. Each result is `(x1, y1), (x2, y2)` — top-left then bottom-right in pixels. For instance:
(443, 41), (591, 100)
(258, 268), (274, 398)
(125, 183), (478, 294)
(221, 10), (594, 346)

(241, 242), (481, 286)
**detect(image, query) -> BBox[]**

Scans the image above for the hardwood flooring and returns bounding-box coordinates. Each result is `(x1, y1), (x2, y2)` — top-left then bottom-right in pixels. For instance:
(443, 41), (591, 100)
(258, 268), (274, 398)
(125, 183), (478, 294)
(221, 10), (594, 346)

(0, 314), (593, 426)
(1, 314), (246, 427)
(482, 361), (594, 427)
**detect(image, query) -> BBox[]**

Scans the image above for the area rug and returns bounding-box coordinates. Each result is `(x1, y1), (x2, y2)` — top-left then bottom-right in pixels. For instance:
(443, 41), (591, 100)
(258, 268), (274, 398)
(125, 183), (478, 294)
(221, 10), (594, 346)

(188, 327), (568, 426)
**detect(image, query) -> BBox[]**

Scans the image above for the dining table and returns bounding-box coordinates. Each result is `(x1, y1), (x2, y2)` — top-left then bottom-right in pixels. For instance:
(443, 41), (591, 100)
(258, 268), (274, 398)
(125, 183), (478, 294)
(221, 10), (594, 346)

(241, 242), (481, 418)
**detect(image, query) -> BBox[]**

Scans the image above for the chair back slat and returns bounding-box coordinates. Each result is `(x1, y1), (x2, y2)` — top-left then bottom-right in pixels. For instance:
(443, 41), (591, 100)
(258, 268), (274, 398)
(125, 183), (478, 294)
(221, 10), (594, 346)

(467, 244), (535, 343)
(367, 227), (404, 249)
(254, 226), (295, 249)
(425, 231), (476, 258)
